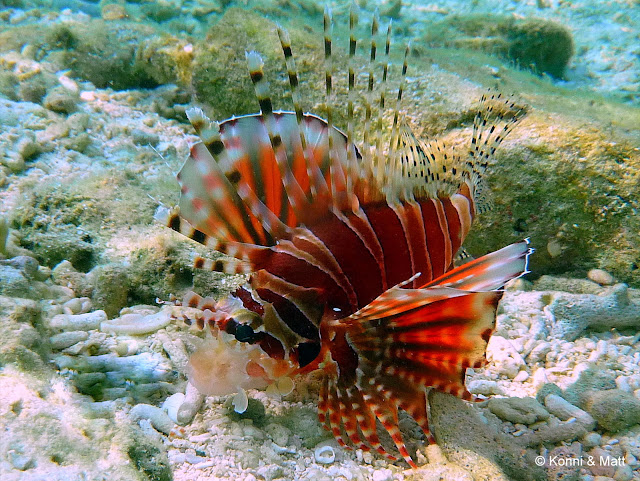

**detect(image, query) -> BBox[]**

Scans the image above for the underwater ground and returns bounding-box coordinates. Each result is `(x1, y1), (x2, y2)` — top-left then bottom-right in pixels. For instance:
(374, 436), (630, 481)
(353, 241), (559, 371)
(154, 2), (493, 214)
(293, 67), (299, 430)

(1, 0), (639, 480)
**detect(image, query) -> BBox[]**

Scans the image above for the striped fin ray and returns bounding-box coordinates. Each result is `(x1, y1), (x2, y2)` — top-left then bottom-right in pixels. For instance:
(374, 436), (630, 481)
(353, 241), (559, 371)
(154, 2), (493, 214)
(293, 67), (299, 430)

(359, 9), (379, 177)
(373, 20), (392, 185)
(246, 51), (312, 224)
(323, 7), (343, 206)
(179, 112), (265, 245)
(156, 205), (223, 250)
(467, 91), (526, 209)
(345, 1), (359, 197)
(386, 42), (411, 200)
(191, 255), (252, 275)
(276, 25), (330, 204)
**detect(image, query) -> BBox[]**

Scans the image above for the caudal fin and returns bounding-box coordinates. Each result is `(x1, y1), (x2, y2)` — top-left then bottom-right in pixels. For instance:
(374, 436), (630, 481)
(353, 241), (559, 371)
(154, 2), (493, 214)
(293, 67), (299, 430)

(319, 240), (531, 467)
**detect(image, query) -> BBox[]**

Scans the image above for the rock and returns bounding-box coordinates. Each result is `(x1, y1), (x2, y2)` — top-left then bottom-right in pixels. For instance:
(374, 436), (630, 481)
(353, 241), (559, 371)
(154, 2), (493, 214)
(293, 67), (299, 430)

(131, 128), (160, 147)
(89, 264), (129, 318)
(43, 86), (78, 114)
(488, 397), (549, 425)
(176, 382), (204, 425)
(563, 365), (617, 408)
(428, 390), (546, 481)
(48, 310), (107, 331)
(264, 423), (291, 447)
(49, 330), (89, 350)
(527, 341), (552, 364)
(588, 269), (615, 286)
(0, 296), (45, 371)
(583, 390), (640, 433)
(52, 260), (92, 297)
(129, 404), (175, 435)
(544, 394), (595, 429)
(546, 284), (640, 341)
(486, 335), (526, 378)
(100, 308), (171, 335)
(101, 3), (129, 21)
(467, 379), (500, 396)
(581, 432), (601, 449)
(15, 133), (40, 160)
(533, 276), (604, 294)
(535, 383), (563, 404)
(422, 14), (574, 78)
(587, 447), (617, 477)
(546, 444), (582, 481)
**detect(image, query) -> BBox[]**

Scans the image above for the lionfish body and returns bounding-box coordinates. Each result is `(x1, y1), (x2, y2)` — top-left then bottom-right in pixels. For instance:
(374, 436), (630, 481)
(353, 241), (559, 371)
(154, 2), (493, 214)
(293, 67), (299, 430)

(158, 8), (531, 468)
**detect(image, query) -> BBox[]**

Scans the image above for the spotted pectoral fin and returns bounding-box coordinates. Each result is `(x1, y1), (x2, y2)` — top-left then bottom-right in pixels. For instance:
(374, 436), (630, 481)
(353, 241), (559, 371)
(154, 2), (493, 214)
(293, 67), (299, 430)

(338, 288), (502, 466)
(320, 287), (502, 467)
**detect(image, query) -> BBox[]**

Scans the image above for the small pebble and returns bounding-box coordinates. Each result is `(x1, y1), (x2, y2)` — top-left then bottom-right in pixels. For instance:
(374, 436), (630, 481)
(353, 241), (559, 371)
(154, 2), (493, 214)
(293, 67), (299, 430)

(372, 468), (393, 481)
(467, 379), (500, 396)
(587, 269), (614, 286)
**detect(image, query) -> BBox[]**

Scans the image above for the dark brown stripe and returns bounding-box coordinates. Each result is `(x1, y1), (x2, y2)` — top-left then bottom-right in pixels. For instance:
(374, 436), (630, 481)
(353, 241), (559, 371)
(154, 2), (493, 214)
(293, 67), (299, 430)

(420, 199), (447, 279)
(441, 198), (463, 257)
(363, 202), (412, 289)
(309, 212), (383, 309)
(256, 288), (319, 340)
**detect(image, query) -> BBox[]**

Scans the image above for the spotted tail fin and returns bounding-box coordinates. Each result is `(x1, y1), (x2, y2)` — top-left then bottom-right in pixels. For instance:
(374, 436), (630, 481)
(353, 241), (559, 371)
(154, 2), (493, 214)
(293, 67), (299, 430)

(319, 240), (531, 467)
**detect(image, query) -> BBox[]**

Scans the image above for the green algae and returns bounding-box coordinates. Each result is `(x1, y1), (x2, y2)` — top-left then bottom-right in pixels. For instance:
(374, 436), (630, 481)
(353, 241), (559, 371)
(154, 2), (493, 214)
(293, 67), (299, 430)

(0, 217), (8, 257)
(422, 14), (574, 79)
(0, 20), (190, 91)
(192, 8), (333, 120)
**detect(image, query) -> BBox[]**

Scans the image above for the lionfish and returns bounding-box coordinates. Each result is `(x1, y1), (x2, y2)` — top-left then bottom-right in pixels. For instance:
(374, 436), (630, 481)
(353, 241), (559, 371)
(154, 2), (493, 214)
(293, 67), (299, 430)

(156, 6), (531, 468)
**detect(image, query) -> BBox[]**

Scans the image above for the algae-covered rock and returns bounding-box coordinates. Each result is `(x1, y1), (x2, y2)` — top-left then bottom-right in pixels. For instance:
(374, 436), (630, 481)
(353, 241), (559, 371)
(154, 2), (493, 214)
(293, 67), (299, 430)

(462, 111), (640, 287)
(43, 85), (79, 114)
(563, 365), (617, 407)
(487, 397), (549, 425)
(126, 431), (173, 481)
(226, 397), (266, 427)
(583, 389), (640, 433)
(191, 8), (327, 119)
(278, 405), (332, 449)
(422, 14), (574, 79)
(88, 264), (129, 318)
(0, 295), (46, 371)
(0, 20), (191, 91)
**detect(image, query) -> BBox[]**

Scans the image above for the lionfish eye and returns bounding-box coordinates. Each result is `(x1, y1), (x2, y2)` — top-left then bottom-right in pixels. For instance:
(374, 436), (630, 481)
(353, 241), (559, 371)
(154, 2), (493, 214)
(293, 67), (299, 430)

(234, 324), (256, 343)
(296, 342), (321, 368)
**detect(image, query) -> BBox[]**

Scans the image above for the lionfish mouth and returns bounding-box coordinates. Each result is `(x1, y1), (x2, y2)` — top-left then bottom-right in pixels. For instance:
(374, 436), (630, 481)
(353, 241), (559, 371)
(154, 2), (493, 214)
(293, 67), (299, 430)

(156, 2), (531, 468)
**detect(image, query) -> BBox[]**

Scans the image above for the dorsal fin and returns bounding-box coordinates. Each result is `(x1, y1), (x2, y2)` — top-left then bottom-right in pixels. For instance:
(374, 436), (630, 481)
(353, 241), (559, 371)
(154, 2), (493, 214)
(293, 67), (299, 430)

(165, 15), (526, 272)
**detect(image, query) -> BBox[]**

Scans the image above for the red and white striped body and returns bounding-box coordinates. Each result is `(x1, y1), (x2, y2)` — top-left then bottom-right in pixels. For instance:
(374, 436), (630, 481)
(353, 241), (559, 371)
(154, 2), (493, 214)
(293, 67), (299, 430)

(159, 11), (531, 468)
